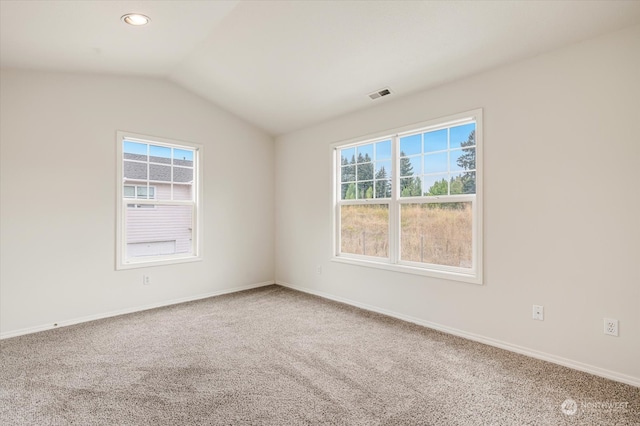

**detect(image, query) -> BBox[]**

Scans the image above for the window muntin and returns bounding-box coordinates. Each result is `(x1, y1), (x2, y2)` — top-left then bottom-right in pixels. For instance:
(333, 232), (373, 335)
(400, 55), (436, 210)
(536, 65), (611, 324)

(333, 110), (482, 284)
(340, 139), (392, 200)
(399, 122), (476, 198)
(338, 137), (393, 261)
(116, 132), (202, 269)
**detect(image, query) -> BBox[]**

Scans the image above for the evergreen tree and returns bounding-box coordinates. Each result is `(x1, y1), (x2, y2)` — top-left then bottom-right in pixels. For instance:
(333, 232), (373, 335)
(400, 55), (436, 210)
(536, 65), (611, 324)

(399, 152), (421, 196)
(357, 153), (374, 180)
(340, 155), (356, 199)
(456, 130), (476, 194)
(374, 166), (391, 198)
(399, 151), (413, 177)
(425, 130), (475, 197)
(357, 153), (374, 199)
(450, 176), (463, 194)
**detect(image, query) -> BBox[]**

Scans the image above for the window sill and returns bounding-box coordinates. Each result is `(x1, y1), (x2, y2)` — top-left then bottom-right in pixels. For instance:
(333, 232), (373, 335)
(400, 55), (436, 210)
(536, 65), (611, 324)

(331, 256), (482, 285)
(116, 254), (202, 270)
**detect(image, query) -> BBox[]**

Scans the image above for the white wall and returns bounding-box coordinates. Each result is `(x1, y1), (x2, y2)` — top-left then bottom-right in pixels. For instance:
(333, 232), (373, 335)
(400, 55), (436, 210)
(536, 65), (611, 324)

(275, 25), (640, 384)
(0, 70), (275, 335)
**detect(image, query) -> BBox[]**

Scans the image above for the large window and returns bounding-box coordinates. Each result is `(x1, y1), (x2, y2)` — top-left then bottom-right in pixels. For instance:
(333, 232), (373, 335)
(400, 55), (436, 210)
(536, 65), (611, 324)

(116, 131), (202, 269)
(333, 110), (482, 284)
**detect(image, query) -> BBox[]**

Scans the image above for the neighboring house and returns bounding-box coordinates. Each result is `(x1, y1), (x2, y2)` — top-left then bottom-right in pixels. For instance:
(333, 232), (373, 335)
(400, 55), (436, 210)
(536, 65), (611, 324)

(123, 152), (194, 259)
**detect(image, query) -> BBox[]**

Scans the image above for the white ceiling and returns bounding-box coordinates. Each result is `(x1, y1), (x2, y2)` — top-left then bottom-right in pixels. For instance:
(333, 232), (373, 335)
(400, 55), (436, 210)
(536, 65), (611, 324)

(2, 1), (640, 136)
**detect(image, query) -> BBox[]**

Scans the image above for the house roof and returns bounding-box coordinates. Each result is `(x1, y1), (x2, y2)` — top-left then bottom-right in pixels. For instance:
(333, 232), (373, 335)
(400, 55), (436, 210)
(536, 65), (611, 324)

(124, 154), (193, 183)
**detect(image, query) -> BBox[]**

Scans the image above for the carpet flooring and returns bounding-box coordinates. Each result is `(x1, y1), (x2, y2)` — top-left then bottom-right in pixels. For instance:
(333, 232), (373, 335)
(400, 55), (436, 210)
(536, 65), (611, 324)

(1, 285), (638, 425)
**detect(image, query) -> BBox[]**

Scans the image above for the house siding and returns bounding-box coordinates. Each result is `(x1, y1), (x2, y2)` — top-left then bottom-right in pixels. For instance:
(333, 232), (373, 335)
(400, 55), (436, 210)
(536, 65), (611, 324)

(125, 182), (193, 257)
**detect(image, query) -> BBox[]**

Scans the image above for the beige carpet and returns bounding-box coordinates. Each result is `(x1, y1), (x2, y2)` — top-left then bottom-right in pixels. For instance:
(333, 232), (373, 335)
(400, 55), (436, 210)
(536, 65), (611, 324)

(1, 285), (638, 425)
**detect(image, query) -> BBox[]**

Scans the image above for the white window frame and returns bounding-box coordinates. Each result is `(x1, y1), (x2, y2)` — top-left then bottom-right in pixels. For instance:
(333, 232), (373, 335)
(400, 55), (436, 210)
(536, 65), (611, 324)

(116, 131), (203, 270)
(331, 109), (483, 284)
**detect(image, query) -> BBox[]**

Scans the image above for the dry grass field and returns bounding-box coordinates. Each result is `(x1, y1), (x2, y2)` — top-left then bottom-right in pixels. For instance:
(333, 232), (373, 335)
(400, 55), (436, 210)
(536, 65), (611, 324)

(340, 203), (472, 267)
(340, 205), (390, 257)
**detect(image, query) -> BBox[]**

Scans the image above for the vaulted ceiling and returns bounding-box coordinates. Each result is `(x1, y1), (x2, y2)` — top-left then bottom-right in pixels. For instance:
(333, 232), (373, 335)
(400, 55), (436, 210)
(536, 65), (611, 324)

(2, 1), (639, 135)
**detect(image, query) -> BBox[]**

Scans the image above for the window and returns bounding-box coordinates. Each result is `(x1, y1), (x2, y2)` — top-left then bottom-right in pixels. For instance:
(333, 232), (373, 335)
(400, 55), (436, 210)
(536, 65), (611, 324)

(333, 109), (482, 284)
(116, 131), (202, 269)
(124, 185), (156, 208)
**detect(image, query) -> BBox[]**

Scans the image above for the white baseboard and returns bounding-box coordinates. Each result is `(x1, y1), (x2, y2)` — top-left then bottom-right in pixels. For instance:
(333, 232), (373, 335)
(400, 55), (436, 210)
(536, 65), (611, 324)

(0, 281), (274, 340)
(276, 281), (639, 388)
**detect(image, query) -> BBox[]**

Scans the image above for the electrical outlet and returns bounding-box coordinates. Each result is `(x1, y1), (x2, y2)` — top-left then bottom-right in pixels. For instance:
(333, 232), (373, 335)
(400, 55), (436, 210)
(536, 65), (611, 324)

(532, 305), (544, 321)
(604, 318), (618, 336)
(316, 265), (322, 275)
(143, 275), (151, 285)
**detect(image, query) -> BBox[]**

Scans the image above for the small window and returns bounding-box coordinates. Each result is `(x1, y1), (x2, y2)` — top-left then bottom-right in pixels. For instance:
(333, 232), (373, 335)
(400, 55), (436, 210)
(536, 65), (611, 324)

(116, 131), (202, 269)
(124, 185), (156, 208)
(333, 110), (482, 284)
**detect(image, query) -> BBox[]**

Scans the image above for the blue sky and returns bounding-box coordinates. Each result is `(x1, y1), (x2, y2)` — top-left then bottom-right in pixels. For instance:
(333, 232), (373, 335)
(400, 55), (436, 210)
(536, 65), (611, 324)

(340, 123), (475, 183)
(124, 141), (194, 161)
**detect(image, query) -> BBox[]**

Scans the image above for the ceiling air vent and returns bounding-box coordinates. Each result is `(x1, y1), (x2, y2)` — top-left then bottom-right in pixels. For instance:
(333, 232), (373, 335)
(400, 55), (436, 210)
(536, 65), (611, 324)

(368, 87), (392, 100)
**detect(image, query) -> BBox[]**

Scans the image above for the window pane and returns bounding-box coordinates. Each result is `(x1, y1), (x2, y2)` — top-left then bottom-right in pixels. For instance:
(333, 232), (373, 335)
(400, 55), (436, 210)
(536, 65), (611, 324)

(123, 161), (147, 180)
(375, 160), (391, 176)
(376, 140), (392, 160)
(400, 177), (422, 197)
(451, 172), (476, 195)
(341, 183), (357, 200)
(357, 181), (374, 199)
(123, 186), (135, 198)
(400, 134), (421, 156)
(400, 202), (472, 268)
(456, 145), (476, 172)
(137, 185), (150, 199)
(450, 148), (476, 172)
(423, 175), (449, 196)
(125, 204), (193, 260)
(341, 164), (356, 183)
(149, 145), (171, 164)
(449, 176), (463, 195)
(149, 164), (171, 181)
(424, 152), (448, 174)
(400, 156), (421, 177)
(356, 162), (374, 181)
(341, 204), (388, 258)
(173, 166), (193, 183)
(450, 123), (475, 149)
(123, 141), (147, 160)
(153, 184), (171, 201)
(356, 144), (373, 163)
(340, 147), (355, 164)
(375, 179), (391, 199)
(450, 149), (464, 172)
(424, 129), (447, 152)
(173, 184), (194, 201)
(173, 149), (194, 166)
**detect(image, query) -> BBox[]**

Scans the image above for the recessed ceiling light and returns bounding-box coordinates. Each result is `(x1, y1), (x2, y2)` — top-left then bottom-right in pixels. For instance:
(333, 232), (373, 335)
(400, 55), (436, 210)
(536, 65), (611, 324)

(121, 13), (150, 26)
